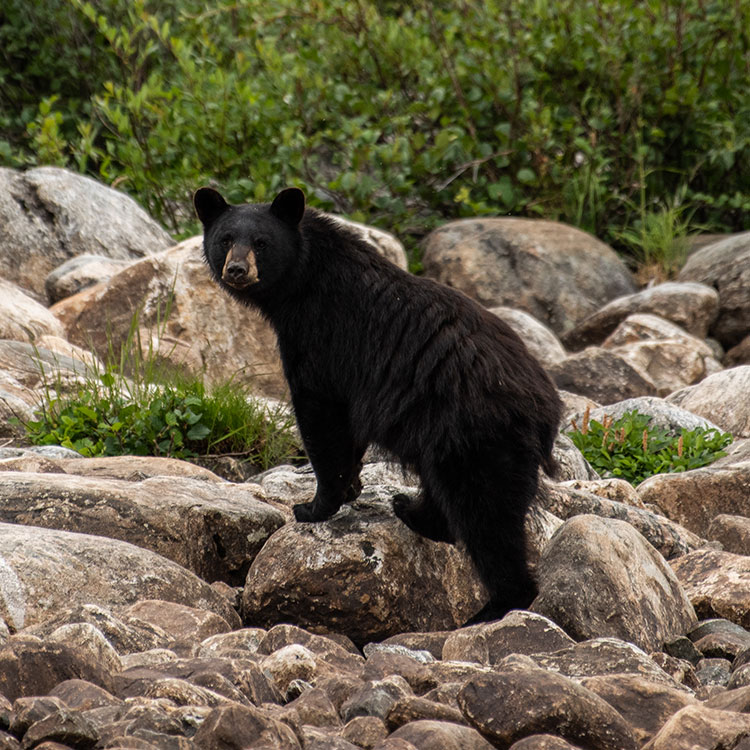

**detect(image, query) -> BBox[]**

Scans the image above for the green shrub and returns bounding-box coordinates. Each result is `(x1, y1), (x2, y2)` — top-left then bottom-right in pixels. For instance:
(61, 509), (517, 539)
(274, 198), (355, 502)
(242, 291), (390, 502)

(24, 371), (300, 471)
(18, 313), (301, 472)
(567, 408), (732, 486)
(2, 0), (749, 268)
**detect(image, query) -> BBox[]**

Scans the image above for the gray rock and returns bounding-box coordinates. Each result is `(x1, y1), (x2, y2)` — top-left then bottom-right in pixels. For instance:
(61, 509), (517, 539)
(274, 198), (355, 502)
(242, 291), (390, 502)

(562, 282), (720, 350)
(547, 347), (657, 404)
(551, 434), (599, 482)
(0, 279), (65, 343)
(0, 166), (171, 302)
(45, 253), (134, 304)
(328, 215), (408, 270)
(458, 667), (638, 750)
(0, 472), (284, 585)
(667, 365), (750, 438)
(532, 515), (697, 651)
(678, 231), (750, 349)
(422, 217), (636, 335)
(341, 679), (410, 722)
(489, 306), (567, 367)
(577, 396), (725, 435)
(0, 522), (239, 631)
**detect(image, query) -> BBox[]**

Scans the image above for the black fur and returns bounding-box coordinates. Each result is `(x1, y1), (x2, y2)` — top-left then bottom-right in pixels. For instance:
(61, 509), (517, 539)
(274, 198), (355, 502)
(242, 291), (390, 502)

(195, 187), (563, 622)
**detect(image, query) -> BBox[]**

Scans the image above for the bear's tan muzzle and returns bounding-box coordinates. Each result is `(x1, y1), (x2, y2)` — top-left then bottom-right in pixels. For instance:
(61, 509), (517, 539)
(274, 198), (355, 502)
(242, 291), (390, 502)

(222, 245), (259, 288)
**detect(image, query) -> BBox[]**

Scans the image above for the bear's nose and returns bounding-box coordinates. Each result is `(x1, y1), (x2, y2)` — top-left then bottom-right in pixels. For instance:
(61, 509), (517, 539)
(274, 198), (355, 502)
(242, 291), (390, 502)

(224, 260), (248, 282)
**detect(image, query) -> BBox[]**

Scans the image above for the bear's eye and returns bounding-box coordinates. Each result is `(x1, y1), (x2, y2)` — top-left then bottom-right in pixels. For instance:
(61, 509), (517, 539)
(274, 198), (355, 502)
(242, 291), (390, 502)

(220, 235), (232, 250)
(254, 238), (268, 252)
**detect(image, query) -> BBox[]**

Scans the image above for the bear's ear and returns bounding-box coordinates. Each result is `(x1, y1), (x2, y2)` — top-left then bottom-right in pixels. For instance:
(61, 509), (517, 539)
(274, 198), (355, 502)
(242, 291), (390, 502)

(270, 187), (305, 228)
(194, 187), (229, 228)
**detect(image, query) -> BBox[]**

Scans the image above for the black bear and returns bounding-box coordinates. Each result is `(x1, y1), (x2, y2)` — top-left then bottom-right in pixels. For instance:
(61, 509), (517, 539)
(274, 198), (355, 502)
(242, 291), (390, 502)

(194, 186), (562, 622)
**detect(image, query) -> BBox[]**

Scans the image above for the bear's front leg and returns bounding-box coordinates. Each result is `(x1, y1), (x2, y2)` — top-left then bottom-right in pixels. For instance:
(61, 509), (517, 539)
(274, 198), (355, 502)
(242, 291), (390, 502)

(291, 394), (364, 523)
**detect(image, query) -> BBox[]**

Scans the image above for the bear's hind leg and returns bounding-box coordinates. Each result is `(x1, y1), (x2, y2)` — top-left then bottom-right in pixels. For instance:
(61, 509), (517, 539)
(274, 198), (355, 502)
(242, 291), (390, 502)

(392, 491), (456, 544)
(435, 451), (539, 623)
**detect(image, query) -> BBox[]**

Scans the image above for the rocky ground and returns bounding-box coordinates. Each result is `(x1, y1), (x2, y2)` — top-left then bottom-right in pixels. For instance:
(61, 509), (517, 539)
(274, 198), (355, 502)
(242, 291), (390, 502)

(0, 166), (749, 749)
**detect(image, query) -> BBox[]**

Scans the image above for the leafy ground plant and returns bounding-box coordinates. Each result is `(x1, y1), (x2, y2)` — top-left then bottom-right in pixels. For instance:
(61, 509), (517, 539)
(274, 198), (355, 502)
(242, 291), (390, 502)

(567, 408), (732, 486)
(20, 341), (301, 474)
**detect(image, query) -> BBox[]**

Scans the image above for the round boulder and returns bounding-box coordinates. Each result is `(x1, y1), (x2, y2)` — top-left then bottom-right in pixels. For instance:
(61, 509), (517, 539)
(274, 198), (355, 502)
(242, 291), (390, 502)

(422, 218), (636, 336)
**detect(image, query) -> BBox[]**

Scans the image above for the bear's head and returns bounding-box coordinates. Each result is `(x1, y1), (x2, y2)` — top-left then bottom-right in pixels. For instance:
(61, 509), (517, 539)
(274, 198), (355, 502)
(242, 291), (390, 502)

(194, 187), (306, 303)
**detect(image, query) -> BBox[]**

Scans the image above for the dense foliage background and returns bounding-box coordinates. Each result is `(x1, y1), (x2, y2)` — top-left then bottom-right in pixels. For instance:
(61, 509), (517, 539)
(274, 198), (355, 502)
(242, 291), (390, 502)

(1, 0), (748, 267)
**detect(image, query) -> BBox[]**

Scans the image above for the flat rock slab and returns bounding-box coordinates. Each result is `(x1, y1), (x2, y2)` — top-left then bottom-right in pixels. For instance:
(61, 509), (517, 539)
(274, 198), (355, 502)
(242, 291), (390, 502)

(0, 522), (240, 631)
(0, 472), (284, 585)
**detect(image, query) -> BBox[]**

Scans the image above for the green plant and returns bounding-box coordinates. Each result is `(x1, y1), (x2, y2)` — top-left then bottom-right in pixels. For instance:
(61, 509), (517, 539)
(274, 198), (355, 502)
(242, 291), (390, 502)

(24, 371), (299, 471)
(567, 408), (732, 486)
(2, 0), (749, 265)
(19, 308), (301, 472)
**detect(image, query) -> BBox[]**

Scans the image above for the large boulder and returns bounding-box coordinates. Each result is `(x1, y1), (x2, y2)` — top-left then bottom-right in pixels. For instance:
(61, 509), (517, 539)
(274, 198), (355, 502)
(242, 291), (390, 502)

(241, 489), (485, 646)
(531, 515), (697, 651)
(0, 522), (240, 631)
(637, 462), (750, 537)
(0, 471), (285, 585)
(421, 218), (636, 336)
(678, 231), (750, 349)
(0, 167), (172, 302)
(51, 236), (287, 398)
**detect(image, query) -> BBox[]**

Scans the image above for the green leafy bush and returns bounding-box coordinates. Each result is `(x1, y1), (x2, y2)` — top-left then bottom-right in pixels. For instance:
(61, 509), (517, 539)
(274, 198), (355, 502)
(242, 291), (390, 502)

(18, 312), (301, 473)
(25, 373), (295, 468)
(24, 369), (300, 471)
(1, 0), (748, 269)
(567, 409), (732, 486)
